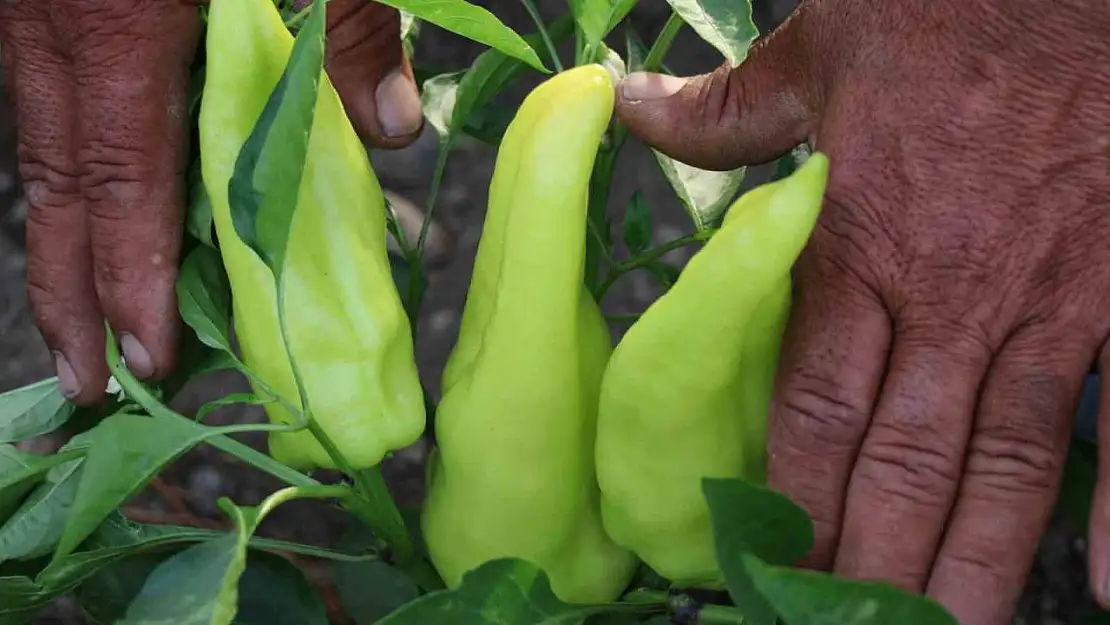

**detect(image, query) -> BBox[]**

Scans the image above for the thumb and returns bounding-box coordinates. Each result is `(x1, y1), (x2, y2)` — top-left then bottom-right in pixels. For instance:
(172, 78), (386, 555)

(616, 5), (822, 171)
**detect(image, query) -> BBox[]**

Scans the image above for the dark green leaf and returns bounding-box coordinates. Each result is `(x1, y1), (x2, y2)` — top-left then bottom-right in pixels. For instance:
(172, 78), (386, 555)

(54, 414), (223, 561)
(388, 253), (428, 314)
(621, 191), (653, 254)
(73, 548), (172, 624)
(334, 558), (419, 623)
(116, 532), (242, 625)
(653, 152), (745, 231)
(0, 448), (83, 523)
(0, 378), (76, 444)
(460, 101), (516, 146)
(606, 0), (639, 34)
(449, 14), (575, 138)
(378, 558), (643, 624)
(228, 0), (326, 281)
(740, 553), (958, 625)
(187, 157), (216, 248)
(176, 245), (234, 353)
(625, 25), (649, 73)
(703, 477), (814, 625)
(1057, 435), (1097, 533)
(372, 0), (547, 72)
(0, 452), (84, 563)
(0, 575), (42, 618)
(642, 260), (680, 289)
(664, 0), (758, 66)
(234, 551), (328, 625)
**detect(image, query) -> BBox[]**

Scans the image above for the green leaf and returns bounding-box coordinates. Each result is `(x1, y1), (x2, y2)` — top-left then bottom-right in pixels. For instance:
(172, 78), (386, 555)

(449, 14), (575, 138)
(0, 451), (84, 563)
(740, 553), (958, 625)
(118, 486), (345, 625)
(234, 551), (329, 625)
(0, 447), (83, 523)
(663, 0), (758, 67)
(605, 0), (639, 34)
(621, 191), (653, 254)
(373, 0), (546, 73)
(228, 0), (326, 281)
(0, 378), (76, 444)
(642, 260), (680, 289)
(53, 414), (222, 562)
(1057, 435), (1097, 533)
(176, 245), (234, 353)
(117, 532), (243, 625)
(334, 559), (419, 623)
(187, 157), (215, 248)
(703, 477), (814, 625)
(653, 152), (745, 231)
(567, 0), (610, 58)
(378, 558), (642, 624)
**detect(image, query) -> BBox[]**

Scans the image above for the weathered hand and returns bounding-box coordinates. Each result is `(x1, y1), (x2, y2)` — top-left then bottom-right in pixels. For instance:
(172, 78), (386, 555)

(0, 0), (423, 405)
(617, 1), (1110, 622)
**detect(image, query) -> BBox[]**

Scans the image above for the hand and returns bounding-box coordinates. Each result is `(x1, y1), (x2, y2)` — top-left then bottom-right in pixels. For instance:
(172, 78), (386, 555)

(0, 0), (423, 405)
(616, 1), (1110, 623)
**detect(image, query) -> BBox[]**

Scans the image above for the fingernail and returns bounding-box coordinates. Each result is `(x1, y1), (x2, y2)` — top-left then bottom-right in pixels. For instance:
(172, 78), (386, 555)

(375, 68), (423, 138)
(120, 333), (155, 379)
(621, 72), (690, 102)
(53, 351), (81, 399)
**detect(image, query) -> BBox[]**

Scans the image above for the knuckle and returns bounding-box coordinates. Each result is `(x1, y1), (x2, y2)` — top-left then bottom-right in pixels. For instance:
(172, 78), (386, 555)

(966, 420), (1063, 498)
(774, 378), (869, 452)
(854, 422), (960, 509)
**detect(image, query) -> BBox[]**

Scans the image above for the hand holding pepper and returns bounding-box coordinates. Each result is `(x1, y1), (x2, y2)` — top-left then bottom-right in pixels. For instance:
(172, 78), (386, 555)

(0, 0), (424, 405)
(617, 1), (1110, 623)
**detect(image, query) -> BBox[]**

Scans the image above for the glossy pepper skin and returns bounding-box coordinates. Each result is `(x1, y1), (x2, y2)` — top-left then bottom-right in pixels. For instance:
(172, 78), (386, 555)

(198, 0), (425, 471)
(421, 64), (638, 604)
(594, 154), (830, 587)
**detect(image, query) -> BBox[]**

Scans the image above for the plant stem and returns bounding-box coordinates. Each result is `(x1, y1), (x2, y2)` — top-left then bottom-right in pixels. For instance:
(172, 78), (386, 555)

(593, 229), (715, 300)
(105, 330), (319, 489)
(696, 604), (748, 624)
(350, 467), (445, 590)
(583, 129), (628, 290)
(644, 11), (684, 73)
(518, 0), (563, 72)
(409, 138), (452, 329)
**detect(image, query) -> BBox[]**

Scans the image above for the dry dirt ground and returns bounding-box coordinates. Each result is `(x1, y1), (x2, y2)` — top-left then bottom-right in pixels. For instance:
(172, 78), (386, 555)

(0, 1), (1102, 623)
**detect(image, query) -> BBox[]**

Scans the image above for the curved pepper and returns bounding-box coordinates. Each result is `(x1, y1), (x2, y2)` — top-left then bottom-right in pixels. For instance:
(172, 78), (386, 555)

(594, 154), (830, 587)
(199, 0), (425, 471)
(421, 64), (638, 604)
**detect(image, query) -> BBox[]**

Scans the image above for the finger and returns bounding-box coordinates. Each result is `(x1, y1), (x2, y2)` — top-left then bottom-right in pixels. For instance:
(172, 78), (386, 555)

(927, 328), (1091, 625)
(1085, 342), (1110, 607)
(64, 0), (200, 381)
(2, 2), (109, 404)
(615, 1), (822, 170)
(834, 322), (991, 591)
(767, 253), (891, 570)
(305, 0), (423, 147)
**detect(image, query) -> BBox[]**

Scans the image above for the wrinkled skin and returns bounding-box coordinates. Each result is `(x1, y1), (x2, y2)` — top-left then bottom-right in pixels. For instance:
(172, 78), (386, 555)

(617, 1), (1110, 623)
(0, 0), (422, 405)
(3, 0), (1110, 622)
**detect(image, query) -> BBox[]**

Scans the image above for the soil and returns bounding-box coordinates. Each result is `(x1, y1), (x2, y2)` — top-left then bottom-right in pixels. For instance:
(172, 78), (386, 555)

(0, 0), (1101, 623)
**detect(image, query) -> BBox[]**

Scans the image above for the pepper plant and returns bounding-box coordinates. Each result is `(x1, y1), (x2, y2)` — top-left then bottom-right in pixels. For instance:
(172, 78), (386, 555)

(0, 0), (1096, 624)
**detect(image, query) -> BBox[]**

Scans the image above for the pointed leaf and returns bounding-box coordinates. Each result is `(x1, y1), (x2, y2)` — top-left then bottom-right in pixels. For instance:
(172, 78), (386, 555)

(228, 0), (326, 281)
(663, 0), (758, 67)
(176, 245), (234, 353)
(0, 453), (84, 562)
(740, 553), (959, 625)
(621, 190), (653, 254)
(703, 477), (814, 625)
(53, 414), (223, 561)
(653, 152), (745, 231)
(0, 447), (83, 523)
(567, 0), (610, 56)
(0, 378), (75, 444)
(373, 0), (546, 72)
